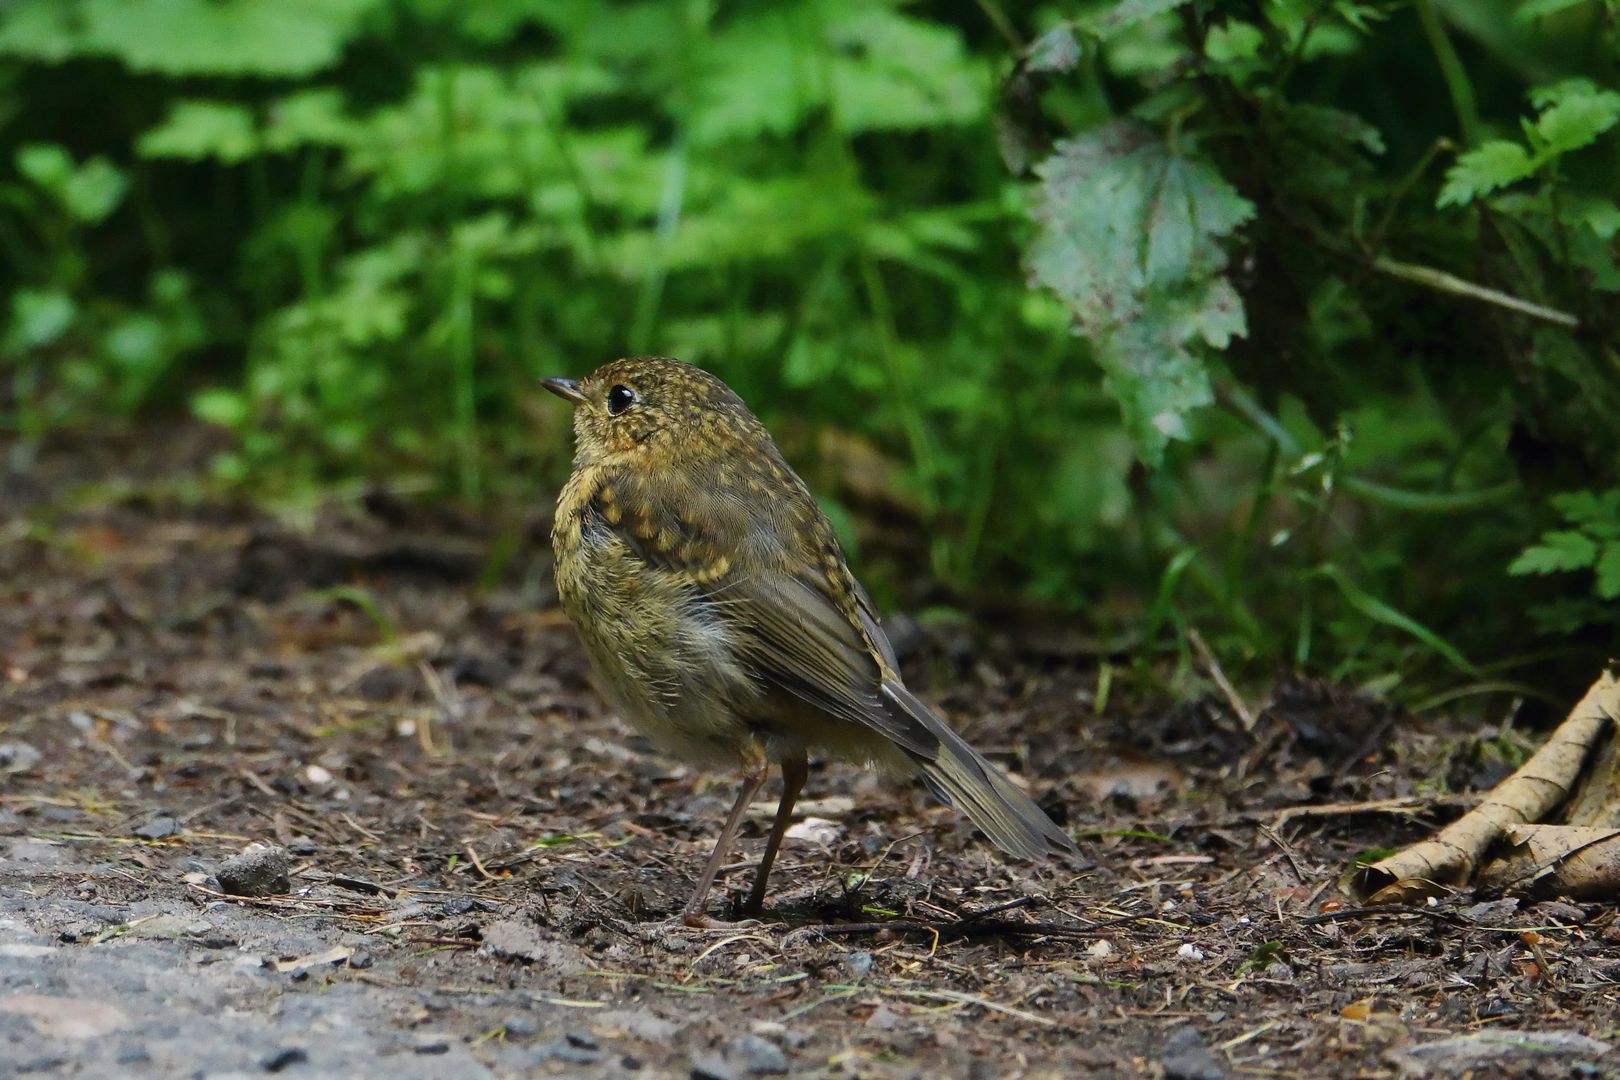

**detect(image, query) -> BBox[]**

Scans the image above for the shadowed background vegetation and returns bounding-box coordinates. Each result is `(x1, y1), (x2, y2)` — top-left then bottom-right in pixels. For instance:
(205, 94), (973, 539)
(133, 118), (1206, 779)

(2, 0), (1618, 705)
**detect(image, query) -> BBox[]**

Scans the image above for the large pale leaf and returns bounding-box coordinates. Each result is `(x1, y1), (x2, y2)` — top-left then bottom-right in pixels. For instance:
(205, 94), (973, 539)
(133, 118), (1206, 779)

(1026, 122), (1253, 462)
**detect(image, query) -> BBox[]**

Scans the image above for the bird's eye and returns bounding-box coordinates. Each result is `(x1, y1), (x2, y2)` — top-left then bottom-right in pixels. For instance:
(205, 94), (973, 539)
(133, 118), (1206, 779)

(605, 385), (637, 416)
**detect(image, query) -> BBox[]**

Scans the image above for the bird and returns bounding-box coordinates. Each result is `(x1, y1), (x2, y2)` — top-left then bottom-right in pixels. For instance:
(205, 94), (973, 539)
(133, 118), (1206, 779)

(542, 357), (1074, 926)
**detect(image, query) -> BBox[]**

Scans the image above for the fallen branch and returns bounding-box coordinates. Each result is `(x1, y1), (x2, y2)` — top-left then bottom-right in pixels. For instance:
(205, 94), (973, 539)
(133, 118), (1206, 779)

(1349, 670), (1620, 904)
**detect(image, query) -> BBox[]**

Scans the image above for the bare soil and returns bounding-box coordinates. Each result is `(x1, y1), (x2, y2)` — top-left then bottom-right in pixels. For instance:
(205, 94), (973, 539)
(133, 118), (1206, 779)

(3, 432), (1618, 1079)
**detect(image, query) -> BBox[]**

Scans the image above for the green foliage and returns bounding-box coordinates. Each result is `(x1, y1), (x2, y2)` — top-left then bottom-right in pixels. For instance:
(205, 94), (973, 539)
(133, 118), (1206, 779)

(2, 0), (1619, 696)
(1004, 0), (1620, 690)
(1028, 122), (1252, 464)
(1510, 491), (1620, 631)
(1438, 79), (1620, 206)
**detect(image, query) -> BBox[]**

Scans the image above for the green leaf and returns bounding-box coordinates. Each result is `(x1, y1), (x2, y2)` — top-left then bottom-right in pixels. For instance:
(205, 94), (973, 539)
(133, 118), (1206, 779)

(102, 314), (164, 369)
(1316, 564), (1479, 676)
(263, 89), (354, 152)
(689, 2), (986, 145)
(1092, 0), (1189, 38)
(1597, 543), (1620, 600)
(192, 388), (249, 429)
(1550, 489), (1620, 532)
(1533, 81), (1620, 155)
(1515, 0), (1599, 19)
(62, 156), (127, 223)
(7, 289), (76, 350)
(1436, 141), (1536, 208)
(14, 142), (72, 190)
(1027, 122), (1253, 463)
(139, 101), (258, 163)
(0, 0), (79, 61)
(1509, 530), (1600, 575)
(84, 0), (384, 76)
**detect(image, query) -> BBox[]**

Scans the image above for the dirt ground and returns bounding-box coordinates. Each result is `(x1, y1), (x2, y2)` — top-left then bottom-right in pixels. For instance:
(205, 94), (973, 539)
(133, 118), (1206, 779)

(3, 432), (1618, 1079)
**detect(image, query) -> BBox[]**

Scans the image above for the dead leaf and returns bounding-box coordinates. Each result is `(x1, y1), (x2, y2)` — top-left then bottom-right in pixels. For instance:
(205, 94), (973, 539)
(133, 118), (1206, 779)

(783, 817), (842, 846)
(1476, 824), (1620, 899)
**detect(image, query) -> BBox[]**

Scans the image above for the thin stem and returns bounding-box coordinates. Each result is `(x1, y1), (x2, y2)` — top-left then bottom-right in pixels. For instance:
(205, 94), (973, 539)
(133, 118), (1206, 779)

(1366, 137), (1454, 257)
(1370, 255), (1578, 328)
(1415, 0), (1483, 146)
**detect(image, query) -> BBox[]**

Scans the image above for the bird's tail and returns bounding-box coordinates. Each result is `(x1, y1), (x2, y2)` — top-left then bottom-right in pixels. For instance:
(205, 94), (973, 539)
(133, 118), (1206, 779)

(882, 681), (1076, 859)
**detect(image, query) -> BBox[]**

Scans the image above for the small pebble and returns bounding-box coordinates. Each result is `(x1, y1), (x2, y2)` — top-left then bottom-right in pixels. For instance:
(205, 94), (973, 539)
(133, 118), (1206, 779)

(0, 741), (43, 773)
(844, 951), (873, 978)
(260, 1047), (307, 1073)
(413, 1036), (450, 1055)
(726, 1033), (788, 1075)
(692, 1056), (740, 1080)
(501, 1014), (537, 1038)
(217, 843), (290, 898)
(1161, 1026), (1223, 1080)
(537, 1039), (601, 1066)
(565, 1031), (599, 1051)
(348, 949), (373, 970)
(865, 1006), (900, 1031)
(288, 837), (319, 856)
(134, 816), (179, 840)
(1176, 943), (1205, 962)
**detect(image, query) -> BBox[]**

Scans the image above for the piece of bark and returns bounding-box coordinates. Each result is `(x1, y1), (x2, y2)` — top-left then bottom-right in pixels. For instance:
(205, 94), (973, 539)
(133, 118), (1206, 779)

(1475, 824), (1620, 899)
(1349, 670), (1620, 904)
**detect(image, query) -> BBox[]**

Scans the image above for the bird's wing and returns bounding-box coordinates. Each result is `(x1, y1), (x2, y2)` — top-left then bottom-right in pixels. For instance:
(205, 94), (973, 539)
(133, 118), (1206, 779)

(592, 470), (941, 760)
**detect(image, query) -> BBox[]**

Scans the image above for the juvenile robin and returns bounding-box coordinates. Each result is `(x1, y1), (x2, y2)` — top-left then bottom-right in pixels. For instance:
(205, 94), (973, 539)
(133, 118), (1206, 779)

(543, 357), (1074, 926)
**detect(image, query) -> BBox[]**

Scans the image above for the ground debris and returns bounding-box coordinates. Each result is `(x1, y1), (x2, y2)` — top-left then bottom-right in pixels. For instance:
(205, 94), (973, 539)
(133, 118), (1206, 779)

(4, 477), (1620, 1077)
(1394, 1030), (1612, 1076)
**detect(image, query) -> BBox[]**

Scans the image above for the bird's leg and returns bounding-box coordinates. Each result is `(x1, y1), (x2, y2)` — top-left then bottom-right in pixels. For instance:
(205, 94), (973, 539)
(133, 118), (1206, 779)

(680, 759), (769, 928)
(742, 750), (808, 917)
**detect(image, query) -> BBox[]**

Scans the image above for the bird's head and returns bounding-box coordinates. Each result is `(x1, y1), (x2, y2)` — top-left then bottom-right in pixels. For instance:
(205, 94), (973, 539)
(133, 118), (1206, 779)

(541, 356), (762, 467)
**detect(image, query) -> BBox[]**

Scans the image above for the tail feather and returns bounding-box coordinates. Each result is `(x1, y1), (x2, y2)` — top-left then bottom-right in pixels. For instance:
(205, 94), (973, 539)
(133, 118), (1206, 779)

(882, 682), (1075, 859)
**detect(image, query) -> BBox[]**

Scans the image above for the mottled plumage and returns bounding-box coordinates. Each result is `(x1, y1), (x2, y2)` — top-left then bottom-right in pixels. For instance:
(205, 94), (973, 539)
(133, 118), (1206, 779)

(544, 357), (1074, 925)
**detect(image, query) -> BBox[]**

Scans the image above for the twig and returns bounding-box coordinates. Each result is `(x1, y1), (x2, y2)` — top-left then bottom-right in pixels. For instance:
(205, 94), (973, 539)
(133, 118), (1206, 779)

(1300, 904), (1478, 929)
(1188, 627), (1255, 731)
(463, 843), (496, 881)
(884, 987), (1057, 1028)
(1371, 257), (1578, 329)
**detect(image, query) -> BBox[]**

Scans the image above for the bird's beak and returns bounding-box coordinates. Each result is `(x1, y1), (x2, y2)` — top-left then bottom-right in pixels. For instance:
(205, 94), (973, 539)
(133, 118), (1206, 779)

(540, 377), (586, 405)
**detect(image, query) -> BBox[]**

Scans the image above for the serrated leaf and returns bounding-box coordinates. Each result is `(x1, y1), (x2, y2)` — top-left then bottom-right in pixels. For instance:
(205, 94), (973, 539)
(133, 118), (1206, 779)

(1508, 530), (1599, 575)
(1550, 489), (1620, 531)
(1535, 84), (1620, 154)
(1282, 103), (1385, 155)
(1027, 123), (1251, 463)
(138, 101), (258, 163)
(1436, 141), (1536, 208)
